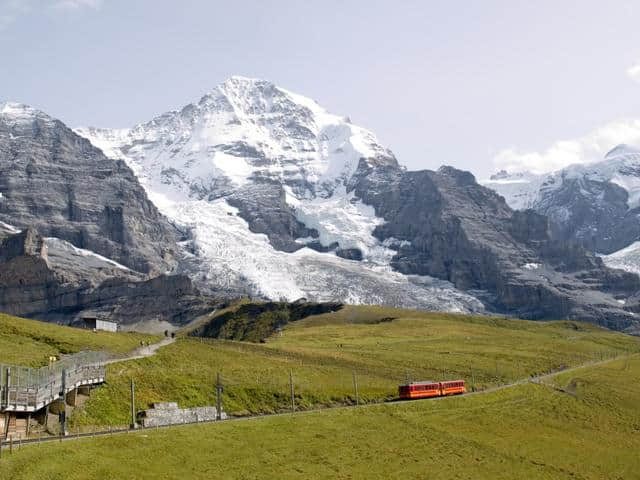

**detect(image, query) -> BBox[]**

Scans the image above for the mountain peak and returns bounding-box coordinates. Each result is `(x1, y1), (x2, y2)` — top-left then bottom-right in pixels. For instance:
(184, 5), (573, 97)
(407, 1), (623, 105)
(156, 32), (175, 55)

(604, 144), (640, 159)
(199, 76), (324, 122)
(79, 78), (397, 199)
(1, 101), (56, 128)
(1, 101), (40, 118)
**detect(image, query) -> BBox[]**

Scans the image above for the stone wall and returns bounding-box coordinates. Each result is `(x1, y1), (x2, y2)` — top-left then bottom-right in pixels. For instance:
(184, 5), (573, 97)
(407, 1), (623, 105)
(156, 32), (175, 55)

(137, 402), (227, 428)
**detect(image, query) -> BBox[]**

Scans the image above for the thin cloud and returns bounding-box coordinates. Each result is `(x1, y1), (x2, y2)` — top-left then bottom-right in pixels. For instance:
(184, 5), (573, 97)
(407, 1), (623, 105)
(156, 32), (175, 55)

(628, 64), (640, 83)
(0, 0), (32, 30)
(53, 0), (103, 10)
(493, 119), (640, 174)
(0, 15), (13, 29)
(0, 0), (102, 30)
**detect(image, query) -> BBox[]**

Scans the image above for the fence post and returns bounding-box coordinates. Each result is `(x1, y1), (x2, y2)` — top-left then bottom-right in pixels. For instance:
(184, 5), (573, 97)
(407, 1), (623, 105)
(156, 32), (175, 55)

(470, 366), (476, 392)
(130, 379), (136, 429)
(215, 373), (222, 421)
(352, 371), (359, 406)
(3, 367), (9, 409)
(289, 370), (295, 413)
(60, 368), (67, 436)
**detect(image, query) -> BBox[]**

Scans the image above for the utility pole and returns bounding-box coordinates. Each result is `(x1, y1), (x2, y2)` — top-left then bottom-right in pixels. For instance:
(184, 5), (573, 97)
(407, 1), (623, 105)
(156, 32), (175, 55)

(216, 372), (222, 421)
(470, 366), (476, 392)
(60, 368), (67, 437)
(289, 370), (295, 413)
(130, 379), (136, 429)
(4, 367), (10, 408)
(352, 371), (359, 406)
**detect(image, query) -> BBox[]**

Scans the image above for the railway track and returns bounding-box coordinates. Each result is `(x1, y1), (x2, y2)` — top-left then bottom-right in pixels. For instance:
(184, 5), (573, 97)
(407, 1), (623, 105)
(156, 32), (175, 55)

(0, 353), (630, 452)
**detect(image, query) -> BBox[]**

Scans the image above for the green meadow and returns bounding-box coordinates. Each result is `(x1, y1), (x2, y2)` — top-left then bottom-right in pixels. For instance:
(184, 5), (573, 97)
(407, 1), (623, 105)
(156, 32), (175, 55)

(0, 313), (158, 366)
(70, 305), (640, 426)
(3, 354), (639, 479)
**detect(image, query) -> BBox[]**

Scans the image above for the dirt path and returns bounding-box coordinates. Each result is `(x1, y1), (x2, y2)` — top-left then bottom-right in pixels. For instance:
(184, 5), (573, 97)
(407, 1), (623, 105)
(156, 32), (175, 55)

(442, 354), (622, 402)
(101, 337), (176, 365)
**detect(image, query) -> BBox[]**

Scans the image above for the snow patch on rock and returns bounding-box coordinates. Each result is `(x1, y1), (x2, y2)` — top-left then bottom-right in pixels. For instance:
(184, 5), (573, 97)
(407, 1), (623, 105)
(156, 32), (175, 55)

(44, 237), (133, 271)
(602, 241), (640, 276)
(285, 186), (393, 263)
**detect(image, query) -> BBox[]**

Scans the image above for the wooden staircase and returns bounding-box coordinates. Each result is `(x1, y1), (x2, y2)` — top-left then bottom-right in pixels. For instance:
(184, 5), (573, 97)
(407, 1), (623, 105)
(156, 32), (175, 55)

(1, 413), (27, 440)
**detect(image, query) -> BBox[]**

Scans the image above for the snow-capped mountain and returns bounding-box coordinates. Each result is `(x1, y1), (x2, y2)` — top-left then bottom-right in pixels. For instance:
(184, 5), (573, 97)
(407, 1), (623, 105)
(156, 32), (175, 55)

(77, 76), (397, 200)
(0, 101), (212, 329)
(482, 170), (544, 211)
(483, 144), (640, 256)
(76, 77), (482, 312)
(72, 77), (640, 332)
(2, 82), (639, 331)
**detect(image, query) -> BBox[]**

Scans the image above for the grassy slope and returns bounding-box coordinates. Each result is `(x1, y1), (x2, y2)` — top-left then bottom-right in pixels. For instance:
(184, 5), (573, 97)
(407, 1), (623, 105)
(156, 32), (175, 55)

(0, 313), (159, 367)
(4, 355), (640, 479)
(73, 305), (640, 426)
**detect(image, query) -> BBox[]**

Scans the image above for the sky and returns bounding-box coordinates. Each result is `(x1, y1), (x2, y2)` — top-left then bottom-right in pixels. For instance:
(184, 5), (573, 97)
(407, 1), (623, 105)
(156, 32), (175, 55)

(2, 0), (640, 179)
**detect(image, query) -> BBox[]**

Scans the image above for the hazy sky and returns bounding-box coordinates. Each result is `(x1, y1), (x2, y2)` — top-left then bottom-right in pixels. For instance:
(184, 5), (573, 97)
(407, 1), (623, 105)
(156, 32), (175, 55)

(2, 0), (640, 178)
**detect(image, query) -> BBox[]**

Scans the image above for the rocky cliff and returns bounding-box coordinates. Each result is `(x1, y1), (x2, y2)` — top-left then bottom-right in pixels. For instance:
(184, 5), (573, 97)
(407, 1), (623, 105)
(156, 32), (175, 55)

(349, 162), (640, 331)
(0, 102), (180, 275)
(0, 226), (214, 330)
(4, 78), (639, 333)
(0, 103), (220, 330)
(75, 77), (640, 333)
(484, 145), (640, 256)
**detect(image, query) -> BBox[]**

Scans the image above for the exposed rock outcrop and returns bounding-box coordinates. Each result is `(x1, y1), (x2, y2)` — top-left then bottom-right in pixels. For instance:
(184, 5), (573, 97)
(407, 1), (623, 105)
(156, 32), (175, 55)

(0, 103), (180, 275)
(226, 180), (318, 253)
(0, 226), (214, 330)
(349, 161), (640, 331)
(484, 145), (640, 255)
(6, 80), (638, 333)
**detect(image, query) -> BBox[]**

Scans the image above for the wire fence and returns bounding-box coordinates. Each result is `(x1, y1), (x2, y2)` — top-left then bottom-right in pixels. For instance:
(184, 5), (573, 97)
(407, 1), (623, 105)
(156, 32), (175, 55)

(0, 352), (108, 412)
(0, 349), (635, 456)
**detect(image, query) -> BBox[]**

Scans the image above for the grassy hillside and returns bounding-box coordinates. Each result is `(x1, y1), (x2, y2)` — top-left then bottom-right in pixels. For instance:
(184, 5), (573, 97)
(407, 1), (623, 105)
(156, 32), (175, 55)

(0, 313), (158, 366)
(72, 305), (640, 426)
(4, 354), (639, 479)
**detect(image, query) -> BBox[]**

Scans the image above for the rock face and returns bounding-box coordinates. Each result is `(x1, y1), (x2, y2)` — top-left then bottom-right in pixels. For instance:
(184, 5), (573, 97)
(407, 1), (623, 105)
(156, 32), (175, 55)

(0, 103), (220, 329)
(483, 145), (640, 255)
(0, 102), (180, 275)
(78, 77), (485, 313)
(226, 180), (318, 253)
(0, 226), (213, 330)
(75, 77), (640, 332)
(350, 162), (640, 331)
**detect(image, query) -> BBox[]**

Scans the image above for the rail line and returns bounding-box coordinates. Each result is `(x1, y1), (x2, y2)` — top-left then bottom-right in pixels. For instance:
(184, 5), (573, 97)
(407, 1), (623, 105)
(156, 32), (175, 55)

(0, 353), (630, 452)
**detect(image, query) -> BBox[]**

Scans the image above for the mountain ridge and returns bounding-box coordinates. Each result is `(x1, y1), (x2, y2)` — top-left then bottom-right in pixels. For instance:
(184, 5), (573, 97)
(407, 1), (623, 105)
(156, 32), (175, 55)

(3, 78), (640, 332)
(71, 77), (640, 332)
(483, 144), (640, 257)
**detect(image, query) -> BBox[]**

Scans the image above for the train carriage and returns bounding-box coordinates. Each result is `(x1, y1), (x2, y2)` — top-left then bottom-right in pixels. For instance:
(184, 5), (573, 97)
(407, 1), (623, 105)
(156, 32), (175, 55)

(398, 379), (466, 400)
(398, 381), (441, 399)
(440, 380), (465, 396)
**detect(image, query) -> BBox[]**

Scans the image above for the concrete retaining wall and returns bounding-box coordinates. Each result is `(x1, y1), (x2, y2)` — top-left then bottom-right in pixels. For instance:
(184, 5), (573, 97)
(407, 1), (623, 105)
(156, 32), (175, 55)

(137, 402), (227, 428)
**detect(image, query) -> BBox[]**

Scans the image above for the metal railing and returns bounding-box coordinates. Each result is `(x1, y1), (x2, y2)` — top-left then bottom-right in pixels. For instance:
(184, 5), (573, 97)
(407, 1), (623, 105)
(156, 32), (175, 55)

(0, 352), (107, 413)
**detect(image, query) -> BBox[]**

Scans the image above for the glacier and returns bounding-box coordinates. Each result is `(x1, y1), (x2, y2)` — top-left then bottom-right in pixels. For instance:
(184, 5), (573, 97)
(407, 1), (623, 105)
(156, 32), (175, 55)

(76, 76), (484, 313)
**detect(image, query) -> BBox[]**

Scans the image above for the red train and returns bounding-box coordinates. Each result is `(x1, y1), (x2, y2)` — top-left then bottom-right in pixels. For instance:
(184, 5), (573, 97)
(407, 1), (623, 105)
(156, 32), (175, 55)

(398, 380), (466, 400)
